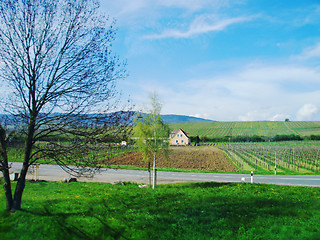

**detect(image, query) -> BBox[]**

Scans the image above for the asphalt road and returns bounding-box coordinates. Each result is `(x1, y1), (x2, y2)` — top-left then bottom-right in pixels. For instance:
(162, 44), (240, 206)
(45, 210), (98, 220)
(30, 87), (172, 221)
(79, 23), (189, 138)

(6, 162), (320, 187)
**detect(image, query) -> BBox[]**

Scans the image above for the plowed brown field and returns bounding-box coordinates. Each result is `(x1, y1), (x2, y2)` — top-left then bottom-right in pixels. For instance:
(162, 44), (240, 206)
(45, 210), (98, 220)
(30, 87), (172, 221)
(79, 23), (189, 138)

(101, 146), (238, 172)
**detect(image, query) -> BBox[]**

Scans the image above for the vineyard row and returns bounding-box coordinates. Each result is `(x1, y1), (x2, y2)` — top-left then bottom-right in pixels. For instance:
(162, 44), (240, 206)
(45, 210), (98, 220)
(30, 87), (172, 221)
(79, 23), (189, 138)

(219, 142), (320, 174)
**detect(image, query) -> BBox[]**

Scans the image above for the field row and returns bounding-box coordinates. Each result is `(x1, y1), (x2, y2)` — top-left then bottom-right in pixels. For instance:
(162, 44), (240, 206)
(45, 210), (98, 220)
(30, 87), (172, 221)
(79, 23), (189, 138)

(170, 121), (320, 138)
(219, 142), (320, 174)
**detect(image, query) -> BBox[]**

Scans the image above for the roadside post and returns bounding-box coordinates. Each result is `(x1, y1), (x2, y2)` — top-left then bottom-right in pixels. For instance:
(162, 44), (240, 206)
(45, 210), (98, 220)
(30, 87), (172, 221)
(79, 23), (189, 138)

(148, 162), (151, 186)
(251, 171), (253, 184)
(32, 163), (40, 181)
(154, 168), (157, 188)
(275, 152), (277, 175)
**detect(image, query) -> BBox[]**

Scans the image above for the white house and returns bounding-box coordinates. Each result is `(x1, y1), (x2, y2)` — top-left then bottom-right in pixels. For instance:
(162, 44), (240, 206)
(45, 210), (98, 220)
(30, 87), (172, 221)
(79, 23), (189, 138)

(169, 129), (190, 146)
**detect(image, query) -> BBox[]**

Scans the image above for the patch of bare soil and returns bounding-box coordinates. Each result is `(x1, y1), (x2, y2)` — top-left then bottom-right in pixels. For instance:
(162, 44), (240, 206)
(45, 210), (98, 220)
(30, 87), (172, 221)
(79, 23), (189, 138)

(101, 146), (238, 172)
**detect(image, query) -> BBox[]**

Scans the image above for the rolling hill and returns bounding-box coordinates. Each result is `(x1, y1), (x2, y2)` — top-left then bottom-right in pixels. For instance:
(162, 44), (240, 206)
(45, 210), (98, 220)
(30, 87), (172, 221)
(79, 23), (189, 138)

(161, 114), (214, 124)
(169, 121), (320, 139)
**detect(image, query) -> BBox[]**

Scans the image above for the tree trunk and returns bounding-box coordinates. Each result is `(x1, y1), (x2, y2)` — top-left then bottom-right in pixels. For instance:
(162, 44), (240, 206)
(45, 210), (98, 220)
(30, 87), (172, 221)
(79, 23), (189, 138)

(12, 119), (36, 211)
(0, 126), (13, 211)
(12, 163), (29, 211)
(2, 168), (13, 211)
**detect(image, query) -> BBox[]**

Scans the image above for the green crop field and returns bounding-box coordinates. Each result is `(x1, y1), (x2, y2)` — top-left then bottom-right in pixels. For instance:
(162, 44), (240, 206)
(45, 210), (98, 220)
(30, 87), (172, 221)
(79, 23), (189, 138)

(170, 121), (320, 138)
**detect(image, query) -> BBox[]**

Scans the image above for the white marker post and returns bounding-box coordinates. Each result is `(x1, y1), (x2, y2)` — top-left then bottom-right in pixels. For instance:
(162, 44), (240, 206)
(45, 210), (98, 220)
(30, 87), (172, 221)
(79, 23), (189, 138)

(251, 171), (253, 184)
(275, 152), (277, 175)
(32, 163), (40, 181)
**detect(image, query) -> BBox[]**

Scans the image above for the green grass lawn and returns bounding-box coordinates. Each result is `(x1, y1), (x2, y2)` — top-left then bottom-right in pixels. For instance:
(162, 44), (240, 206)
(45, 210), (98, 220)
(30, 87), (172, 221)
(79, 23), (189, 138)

(1, 180), (320, 240)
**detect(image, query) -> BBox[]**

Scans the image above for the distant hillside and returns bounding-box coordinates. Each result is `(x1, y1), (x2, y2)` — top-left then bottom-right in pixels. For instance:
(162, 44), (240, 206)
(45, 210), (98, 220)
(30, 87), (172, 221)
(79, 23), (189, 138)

(169, 121), (320, 139)
(161, 114), (214, 124)
(0, 112), (213, 126)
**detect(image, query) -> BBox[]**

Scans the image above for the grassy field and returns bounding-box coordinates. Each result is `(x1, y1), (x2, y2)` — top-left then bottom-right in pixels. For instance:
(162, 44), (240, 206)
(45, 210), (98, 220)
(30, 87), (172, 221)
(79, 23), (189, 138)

(170, 121), (320, 138)
(1, 180), (320, 240)
(5, 144), (138, 163)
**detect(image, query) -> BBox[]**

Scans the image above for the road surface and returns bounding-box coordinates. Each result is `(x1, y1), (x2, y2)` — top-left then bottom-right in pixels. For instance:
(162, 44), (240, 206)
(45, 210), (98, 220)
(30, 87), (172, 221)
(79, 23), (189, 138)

(5, 162), (320, 187)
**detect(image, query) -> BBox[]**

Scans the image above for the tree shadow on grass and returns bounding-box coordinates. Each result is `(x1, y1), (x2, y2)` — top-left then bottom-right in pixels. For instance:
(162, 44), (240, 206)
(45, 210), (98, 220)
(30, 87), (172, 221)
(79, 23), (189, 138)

(165, 181), (234, 189)
(190, 182), (235, 188)
(150, 182), (316, 239)
(23, 201), (129, 240)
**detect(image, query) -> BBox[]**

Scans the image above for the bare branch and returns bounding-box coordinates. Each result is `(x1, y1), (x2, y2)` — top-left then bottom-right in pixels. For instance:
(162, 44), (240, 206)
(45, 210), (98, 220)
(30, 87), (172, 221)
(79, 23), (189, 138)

(0, 0), (132, 211)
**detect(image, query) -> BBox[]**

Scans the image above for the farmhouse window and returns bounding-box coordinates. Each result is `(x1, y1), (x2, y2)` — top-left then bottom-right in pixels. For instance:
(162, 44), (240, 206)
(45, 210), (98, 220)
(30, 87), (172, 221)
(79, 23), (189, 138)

(181, 140), (184, 143)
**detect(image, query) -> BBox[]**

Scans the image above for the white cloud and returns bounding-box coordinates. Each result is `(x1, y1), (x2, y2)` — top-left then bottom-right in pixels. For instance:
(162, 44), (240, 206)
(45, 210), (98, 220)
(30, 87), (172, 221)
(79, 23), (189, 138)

(296, 104), (318, 121)
(157, 61), (320, 121)
(239, 112), (290, 121)
(144, 15), (252, 39)
(238, 64), (320, 83)
(101, 0), (228, 26)
(295, 42), (320, 60)
(270, 114), (291, 121)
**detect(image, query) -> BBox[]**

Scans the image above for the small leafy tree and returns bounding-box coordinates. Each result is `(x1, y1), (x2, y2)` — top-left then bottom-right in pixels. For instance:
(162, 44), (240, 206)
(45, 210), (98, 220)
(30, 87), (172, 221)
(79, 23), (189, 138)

(134, 93), (170, 189)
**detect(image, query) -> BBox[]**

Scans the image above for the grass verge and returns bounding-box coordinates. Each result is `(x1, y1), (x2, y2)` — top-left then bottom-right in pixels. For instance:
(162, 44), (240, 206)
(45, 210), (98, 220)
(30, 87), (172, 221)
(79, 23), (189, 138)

(1, 179), (320, 240)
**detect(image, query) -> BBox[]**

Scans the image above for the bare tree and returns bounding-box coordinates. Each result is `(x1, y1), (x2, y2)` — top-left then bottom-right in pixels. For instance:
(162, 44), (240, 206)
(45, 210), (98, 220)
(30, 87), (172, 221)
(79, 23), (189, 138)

(0, 0), (132, 212)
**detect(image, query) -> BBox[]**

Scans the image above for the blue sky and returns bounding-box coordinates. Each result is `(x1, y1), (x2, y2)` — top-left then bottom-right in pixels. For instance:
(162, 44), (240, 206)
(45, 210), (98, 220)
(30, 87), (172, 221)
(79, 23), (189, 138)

(102, 0), (320, 121)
